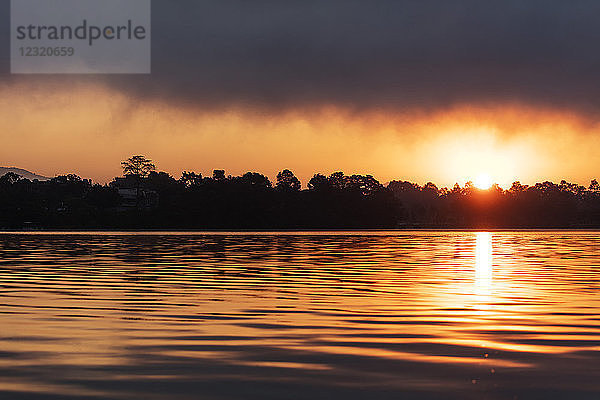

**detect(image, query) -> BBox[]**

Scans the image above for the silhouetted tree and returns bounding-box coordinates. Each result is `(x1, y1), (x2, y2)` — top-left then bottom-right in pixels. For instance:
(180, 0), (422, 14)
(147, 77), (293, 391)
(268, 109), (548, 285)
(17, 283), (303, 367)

(121, 155), (156, 178)
(237, 172), (272, 189)
(346, 174), (383, 195)
(328, 171), (347, 190)
(2, 168), (600, 229)
(0, 172), (21, 186)
(276, 169), (301, 191)
(180, 171), (203, 187)
(509, 181), (528, 194)
(213, 170), (226, 181)
(308, 174), (330, 191)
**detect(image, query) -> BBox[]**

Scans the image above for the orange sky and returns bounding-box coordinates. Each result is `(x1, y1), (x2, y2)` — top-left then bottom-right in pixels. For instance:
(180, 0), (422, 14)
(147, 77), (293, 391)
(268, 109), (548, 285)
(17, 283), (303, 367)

(2, 81), (600, 188)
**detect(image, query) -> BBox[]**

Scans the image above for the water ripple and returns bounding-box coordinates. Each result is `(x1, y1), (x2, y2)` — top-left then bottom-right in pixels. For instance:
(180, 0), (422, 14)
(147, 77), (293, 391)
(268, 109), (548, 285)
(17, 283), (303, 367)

(0, 231), (599, 399)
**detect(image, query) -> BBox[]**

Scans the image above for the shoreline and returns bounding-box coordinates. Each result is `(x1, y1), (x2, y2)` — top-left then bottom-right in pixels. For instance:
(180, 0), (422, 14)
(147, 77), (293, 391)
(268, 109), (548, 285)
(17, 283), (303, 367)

(1, 228), (599, 235)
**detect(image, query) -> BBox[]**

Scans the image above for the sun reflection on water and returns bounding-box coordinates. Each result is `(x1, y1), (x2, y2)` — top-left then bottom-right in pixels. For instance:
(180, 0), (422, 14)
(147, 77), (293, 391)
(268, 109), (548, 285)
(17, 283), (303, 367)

(475, 232), (493, 309)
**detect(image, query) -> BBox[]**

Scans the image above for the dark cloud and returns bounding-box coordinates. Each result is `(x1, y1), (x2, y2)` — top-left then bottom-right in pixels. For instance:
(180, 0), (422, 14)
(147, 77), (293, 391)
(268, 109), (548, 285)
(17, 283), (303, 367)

(4, 0), (600, 114)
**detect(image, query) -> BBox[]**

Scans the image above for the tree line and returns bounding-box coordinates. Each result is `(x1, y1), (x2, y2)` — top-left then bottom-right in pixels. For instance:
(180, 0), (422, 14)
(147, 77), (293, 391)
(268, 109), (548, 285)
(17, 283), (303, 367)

(0, 156), (599, 229)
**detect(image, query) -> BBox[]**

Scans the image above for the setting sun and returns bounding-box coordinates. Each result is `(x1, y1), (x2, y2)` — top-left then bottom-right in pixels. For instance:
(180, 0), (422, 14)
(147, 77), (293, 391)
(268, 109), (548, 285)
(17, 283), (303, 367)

(474, 173), (493, 190)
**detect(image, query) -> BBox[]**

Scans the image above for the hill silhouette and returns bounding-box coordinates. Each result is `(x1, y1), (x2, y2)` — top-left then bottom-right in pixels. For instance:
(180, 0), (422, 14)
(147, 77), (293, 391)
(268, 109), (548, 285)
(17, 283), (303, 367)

(0, 167), (49, 181)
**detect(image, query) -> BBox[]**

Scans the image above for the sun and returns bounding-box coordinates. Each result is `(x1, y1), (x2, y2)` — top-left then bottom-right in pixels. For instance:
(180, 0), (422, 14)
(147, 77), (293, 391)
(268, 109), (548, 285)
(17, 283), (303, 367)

(474, 173), (493, 190)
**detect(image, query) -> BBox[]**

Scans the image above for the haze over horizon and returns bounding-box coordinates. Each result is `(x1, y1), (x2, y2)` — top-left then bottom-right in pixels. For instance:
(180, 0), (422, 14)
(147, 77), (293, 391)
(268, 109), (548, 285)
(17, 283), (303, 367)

(2, 0), (600, 187)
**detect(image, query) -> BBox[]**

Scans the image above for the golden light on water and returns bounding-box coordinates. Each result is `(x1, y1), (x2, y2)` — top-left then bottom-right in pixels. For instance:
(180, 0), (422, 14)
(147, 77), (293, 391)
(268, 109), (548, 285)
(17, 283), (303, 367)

(1, 231), (600, 400)
(475, 232), (493, 309)
(476, 232), (493, 278)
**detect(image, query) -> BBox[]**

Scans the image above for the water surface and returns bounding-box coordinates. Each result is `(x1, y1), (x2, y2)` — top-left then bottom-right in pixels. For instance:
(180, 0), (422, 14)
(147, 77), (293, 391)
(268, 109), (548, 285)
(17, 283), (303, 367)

(0, 231), (599, 399)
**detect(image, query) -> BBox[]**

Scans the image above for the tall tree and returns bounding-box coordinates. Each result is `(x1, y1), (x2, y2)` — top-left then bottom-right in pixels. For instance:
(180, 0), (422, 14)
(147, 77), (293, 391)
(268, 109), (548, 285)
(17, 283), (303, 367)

(120, 155), (156, 209)
(121, 155), (156, 178)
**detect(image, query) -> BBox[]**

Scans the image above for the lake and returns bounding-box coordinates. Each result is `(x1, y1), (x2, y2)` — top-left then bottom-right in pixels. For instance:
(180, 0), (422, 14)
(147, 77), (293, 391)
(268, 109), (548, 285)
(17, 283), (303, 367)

(0, 231), (598, 399)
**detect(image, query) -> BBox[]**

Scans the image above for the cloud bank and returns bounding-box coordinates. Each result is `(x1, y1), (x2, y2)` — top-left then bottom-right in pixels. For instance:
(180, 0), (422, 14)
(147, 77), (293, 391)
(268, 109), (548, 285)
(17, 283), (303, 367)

(2, 0), (600, 115)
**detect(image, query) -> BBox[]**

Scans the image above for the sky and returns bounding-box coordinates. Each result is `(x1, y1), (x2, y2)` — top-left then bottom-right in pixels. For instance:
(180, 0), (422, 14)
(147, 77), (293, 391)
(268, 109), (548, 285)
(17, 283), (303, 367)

(1, 0), (600, 187)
